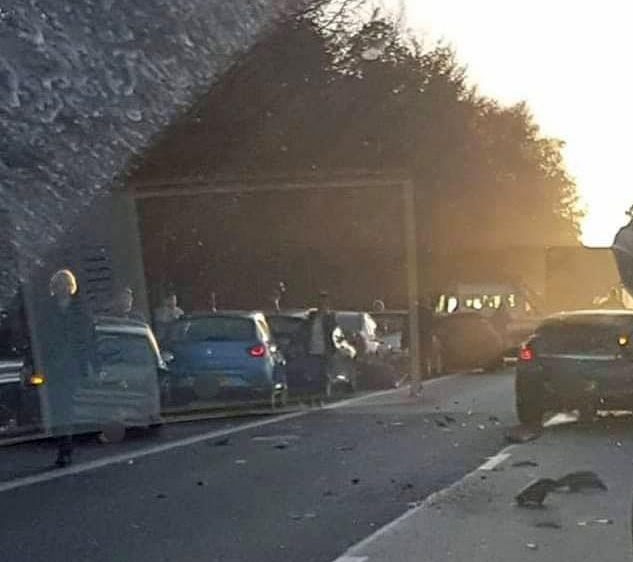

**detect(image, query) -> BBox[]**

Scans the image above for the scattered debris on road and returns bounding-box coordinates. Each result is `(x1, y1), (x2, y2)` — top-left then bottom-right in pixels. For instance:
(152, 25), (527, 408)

(235, 459), (247, 465)
(444, 415), (456, 424)
(512, 460), (539, 468)
(273, 441), (289, 450)
(577, 518), (613, 527)
(515, 478), (559, 508)
(525, 542), (539, 550)
(156, 493), (167, 499)
(556, 470), (607, 492)
(534, 520), (562, 529)
(213, 437), (231, 447)
(505, 425), (542, 444)
(351, 477), (360, 485)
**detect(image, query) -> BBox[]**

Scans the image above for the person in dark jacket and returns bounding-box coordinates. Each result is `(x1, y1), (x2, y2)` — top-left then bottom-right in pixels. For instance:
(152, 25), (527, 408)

(40, 269), (94, 467)
(297, 292), (338, 401)
(402, 297), (434, 397)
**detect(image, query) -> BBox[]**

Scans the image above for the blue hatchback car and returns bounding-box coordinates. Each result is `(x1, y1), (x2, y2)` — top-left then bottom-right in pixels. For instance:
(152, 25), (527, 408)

(162, 312), (287, 408)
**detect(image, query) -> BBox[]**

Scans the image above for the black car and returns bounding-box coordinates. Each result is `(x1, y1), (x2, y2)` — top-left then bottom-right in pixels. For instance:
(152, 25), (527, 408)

(516, 310), (633, 425)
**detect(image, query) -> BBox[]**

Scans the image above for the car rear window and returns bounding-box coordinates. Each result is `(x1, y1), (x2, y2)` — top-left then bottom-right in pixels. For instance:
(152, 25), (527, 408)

(536, 314), (633, 353)
(267, 316), (304, 337)
(168, 317), (256, 342)
(96, 334), (156, 367)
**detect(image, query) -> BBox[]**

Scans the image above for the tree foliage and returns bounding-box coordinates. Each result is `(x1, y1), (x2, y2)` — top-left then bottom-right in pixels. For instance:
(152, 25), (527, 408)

(138, 10), (581, 248)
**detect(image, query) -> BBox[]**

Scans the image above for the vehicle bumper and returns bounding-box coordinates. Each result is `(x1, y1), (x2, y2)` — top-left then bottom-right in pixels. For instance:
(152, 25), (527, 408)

(518, 356), (633, 409)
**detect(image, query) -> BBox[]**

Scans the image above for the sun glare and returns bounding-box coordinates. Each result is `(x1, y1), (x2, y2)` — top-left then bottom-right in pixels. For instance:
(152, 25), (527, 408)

(397, 0), (633, 247)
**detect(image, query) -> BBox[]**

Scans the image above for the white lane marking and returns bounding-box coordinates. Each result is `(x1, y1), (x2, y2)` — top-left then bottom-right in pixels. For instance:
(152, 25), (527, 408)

(478, 452), (512, 471)
(544, 413), (577, 427)
(0, 373), (484, 494)
(329, 444), (517, 562)
(333, 557), (368, 562)
(0, 386), (408, 494)
(0, 411), (307, 494)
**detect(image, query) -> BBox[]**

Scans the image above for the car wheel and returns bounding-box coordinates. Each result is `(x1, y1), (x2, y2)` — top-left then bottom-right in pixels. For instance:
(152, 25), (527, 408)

(515, 375), (546, 427)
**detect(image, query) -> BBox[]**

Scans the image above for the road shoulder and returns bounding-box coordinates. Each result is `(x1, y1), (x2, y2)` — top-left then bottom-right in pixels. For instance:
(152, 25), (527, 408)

(336, 419), (633, 562)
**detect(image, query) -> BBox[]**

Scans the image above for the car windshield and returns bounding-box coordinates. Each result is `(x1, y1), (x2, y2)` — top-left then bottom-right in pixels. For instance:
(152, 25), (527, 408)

(168, 317), (256, 342)
(5, 2), (633, 561)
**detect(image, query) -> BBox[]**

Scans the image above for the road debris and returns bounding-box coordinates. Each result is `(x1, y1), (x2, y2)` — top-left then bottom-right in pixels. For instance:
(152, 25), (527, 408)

(556, 471), (607, 492)
(512, 460), (539, 468)
(252, 434), (299, 442)
(477, 424), (486, 430)
(273, 441), (289, 450)
(505, 425), (542, 443)
(351, 478), (360, 485)
(196, 480), (207, 487)
(213, 437), (230, 447)
(488, 415), (500, 424)
(534, 521), (562, 529)
(434, 419), (448, 428)
(444, 415), (456, 424)
(525, 542), (538, 550)
(156, 493), (167, 499)
(577, 518), (613, 526)
(235, 459), (247, 465)
(515, 478), (559, 508)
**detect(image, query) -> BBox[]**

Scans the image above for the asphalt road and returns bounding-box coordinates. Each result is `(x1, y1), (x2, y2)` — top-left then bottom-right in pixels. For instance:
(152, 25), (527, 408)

(0, 371), (517, 562)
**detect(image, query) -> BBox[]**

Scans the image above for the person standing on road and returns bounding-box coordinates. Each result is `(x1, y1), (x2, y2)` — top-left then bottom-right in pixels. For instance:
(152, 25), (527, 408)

(40, 269), (94, 467)
(153, 291), (184, 341)
(405, 296), (434, 398)
(299, 291), (338, 403)
(110, 286), (146, 322)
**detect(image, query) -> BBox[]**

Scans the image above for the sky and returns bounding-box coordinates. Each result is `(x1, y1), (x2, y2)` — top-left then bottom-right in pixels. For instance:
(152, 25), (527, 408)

(387, 0), (632, 246)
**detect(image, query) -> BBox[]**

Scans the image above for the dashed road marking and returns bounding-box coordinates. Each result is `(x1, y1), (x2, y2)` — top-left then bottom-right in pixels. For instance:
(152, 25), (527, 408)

(479, 452), (512, 471)
(0, 387), (405, 494)
(329, 444), (517, 561)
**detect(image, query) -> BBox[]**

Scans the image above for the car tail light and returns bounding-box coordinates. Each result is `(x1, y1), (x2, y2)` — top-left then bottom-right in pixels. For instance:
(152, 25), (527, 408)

(248, 344), (267, 358)
(518, 345), (534, 362)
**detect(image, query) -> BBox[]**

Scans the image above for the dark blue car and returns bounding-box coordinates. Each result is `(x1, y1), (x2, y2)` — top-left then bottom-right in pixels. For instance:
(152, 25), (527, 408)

(162, 312), (287, 408)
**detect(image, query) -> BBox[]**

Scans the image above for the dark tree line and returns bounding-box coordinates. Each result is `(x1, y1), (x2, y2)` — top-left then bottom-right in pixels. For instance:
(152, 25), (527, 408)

(135, 7), (582, 308)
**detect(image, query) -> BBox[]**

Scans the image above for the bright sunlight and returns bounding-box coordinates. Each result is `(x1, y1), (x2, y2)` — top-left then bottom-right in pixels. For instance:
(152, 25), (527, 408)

(395, 0), (633, 246)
